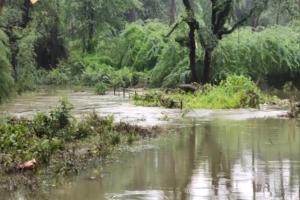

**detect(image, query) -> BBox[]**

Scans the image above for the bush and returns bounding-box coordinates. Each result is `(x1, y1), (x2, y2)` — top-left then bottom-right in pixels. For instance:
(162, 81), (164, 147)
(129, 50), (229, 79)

(134, 75), (263, 109)
(188, 75), (261, 109)
(95, 83), (108, 95)
(81, 63), (114, 86)
(43, 67), (71, 85)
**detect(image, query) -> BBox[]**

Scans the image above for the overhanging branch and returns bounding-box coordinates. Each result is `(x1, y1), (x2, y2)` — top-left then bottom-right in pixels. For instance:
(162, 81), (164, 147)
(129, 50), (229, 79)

(165, 20), (182, 37)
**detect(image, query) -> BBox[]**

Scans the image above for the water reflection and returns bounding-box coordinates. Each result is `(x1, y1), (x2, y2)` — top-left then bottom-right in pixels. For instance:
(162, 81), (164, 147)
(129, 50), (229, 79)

(8, 119), (300, 200)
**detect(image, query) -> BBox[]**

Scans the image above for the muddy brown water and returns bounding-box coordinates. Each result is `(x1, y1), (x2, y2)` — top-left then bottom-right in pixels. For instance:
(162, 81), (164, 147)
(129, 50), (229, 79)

(1, 90), (299, 200)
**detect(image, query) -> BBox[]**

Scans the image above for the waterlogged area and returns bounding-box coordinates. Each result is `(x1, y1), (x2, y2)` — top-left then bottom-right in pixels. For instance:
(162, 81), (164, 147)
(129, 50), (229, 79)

(1, 90), (299, 200)
(42, 119), (300, 200)
(0, 89), (287, 126)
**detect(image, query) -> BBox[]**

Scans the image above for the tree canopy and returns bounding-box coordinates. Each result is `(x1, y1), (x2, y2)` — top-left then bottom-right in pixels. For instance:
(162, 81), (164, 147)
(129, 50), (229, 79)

(0, 0), (300, 101)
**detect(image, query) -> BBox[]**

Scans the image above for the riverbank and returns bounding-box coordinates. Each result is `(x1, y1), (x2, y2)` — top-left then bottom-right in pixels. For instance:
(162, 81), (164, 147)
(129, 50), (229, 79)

(0, 99), (161, 193)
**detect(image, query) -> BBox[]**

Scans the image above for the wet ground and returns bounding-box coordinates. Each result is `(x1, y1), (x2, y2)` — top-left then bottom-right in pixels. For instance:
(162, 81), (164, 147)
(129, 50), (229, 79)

(1, 89), (299, 200)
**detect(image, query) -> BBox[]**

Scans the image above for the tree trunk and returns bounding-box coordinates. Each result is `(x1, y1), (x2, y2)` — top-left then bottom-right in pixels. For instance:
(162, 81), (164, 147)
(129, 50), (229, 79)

(87, 20), (95, 53)
(21, 0), (31, 28)
(169, 0), (176, 25)
(183, 0), (199, 83)
(8, 28), (18, 81)
(127, 10), (137, 22)
(0, 0), (5, 13)
(188, 22), (199, 83)
(202, 49), (212, 84)
(87, 5), (95, 53)
(276, 13), (280, 25)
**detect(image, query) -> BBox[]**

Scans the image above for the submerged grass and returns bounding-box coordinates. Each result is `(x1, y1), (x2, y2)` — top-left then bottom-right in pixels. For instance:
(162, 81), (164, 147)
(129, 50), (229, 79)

(133, 75), (277, 109)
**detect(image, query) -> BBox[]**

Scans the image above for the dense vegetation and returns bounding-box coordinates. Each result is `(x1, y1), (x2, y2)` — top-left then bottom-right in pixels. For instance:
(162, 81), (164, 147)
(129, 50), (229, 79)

(0, 99), (157, 173)
(134, 75), (269, 109)
(0, 0), (300, 99)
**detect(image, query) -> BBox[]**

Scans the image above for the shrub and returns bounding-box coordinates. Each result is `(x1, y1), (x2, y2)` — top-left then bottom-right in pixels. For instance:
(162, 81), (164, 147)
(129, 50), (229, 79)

(191, 75), (261, 108)
(81, 63), (114, 86)
(134, 75), (263, 109)
(44, 67), (71, 85)
(95, 83), (108, 95)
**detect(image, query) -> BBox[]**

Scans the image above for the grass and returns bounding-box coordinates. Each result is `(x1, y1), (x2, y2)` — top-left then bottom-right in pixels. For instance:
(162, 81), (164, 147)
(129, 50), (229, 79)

(133, 75), (276, 109)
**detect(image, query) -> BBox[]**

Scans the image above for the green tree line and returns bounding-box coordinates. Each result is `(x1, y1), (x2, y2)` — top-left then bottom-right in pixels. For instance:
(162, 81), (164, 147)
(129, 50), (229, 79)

(1, 0), (300, 102)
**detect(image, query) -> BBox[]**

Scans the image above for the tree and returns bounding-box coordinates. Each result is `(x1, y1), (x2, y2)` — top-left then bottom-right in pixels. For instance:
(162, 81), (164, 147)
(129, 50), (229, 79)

(69, 0), (142, 53)
(183, 0), (199, 82)
(267, 0), (298, 24)
(33, 0), (67, 69)
(176, 0), (267, 84)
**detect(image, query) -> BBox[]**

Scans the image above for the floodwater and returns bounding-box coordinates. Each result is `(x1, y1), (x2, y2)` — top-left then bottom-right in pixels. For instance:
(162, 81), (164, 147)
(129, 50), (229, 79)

(46, 119), (300, 200)
(1, 90), (299, 200)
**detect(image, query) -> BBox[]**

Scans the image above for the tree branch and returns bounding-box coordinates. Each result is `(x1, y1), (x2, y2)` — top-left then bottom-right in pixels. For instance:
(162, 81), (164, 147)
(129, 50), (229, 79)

(165, 20), (182, 37)
(219, 5), (257, 36)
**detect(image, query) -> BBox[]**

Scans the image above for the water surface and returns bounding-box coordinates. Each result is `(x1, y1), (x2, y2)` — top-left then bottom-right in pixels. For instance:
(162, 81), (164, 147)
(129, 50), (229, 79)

(44, 119), (300, 200)
(1, 90), (298, 200)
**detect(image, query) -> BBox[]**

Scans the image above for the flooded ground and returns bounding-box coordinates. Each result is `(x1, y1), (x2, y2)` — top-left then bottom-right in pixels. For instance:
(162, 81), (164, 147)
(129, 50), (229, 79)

(43, 119), (299, 200)
(0, 89), (288, 126)
(1, 89), (299, 200)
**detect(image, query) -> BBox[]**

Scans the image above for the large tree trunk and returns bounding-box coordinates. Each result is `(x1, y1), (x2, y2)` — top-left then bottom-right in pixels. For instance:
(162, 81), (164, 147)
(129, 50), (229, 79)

(183, 0), (199, 83)
(169, 0), (176, 25)
(188, 22), (199, 83)
(202, 49), (212, 84)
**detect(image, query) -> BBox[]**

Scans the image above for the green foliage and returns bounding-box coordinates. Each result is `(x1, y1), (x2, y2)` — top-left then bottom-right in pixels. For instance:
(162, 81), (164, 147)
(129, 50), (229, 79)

(15, 30), (39, 93)
(0, 29), (14, 103)
(184, 75), (261, 109)
(95, 83), (108, 95)
(213, 26), (300, 86)
(112, 21), (168, 71)
(150, 40), (190, 87)
(67, 0), (142, 53)
(43, 67), (71, 85)
(0, 100), (154, 169)
(134, 75), (263, 109)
